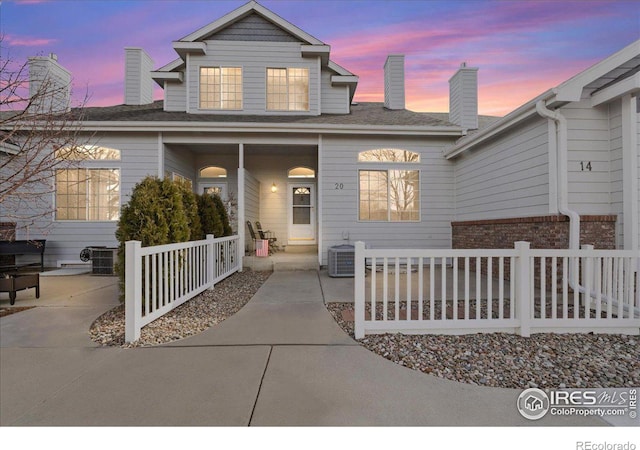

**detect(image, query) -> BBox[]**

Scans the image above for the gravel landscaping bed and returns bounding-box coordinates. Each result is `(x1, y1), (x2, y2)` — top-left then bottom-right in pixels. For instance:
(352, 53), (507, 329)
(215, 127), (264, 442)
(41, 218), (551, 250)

(90, 271), (271, 348)
(326, 302), (640, 389)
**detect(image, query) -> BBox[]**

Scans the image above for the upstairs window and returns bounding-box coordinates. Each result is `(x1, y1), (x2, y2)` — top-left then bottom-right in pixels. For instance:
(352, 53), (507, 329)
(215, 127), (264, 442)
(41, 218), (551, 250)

(267, 68), (309, 111)
(200, 67), (243, 110)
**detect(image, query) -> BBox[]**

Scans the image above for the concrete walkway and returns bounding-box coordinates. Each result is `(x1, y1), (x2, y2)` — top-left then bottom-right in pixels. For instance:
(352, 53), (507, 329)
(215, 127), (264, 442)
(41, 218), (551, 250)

(0, 271), (604, 426)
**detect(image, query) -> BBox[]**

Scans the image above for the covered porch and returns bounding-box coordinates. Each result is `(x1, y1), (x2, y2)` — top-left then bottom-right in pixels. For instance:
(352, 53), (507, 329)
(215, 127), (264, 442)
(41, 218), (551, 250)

(162, 135), (321, 268)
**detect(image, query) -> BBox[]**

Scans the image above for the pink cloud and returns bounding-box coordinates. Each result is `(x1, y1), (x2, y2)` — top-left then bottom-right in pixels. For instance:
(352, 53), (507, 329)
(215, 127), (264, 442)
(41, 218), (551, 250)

(4, 34), (57, 47)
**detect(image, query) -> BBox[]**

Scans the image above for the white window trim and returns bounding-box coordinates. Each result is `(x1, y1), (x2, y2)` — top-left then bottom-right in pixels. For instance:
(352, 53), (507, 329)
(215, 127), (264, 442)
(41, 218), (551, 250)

(198, 65), (244, 111)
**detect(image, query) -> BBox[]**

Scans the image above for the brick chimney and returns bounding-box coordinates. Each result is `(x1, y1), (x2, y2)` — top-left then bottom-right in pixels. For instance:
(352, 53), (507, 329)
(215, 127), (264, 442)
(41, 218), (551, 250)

(124, 48), (154, 105)
(384, 54), (405, 110)
(449, 62), (478, 129)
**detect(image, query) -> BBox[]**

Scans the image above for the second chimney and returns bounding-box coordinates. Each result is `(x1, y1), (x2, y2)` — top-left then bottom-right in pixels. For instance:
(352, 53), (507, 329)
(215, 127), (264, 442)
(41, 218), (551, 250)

(449, 62), (478, 129)
(28, 54), (72, 113)
(124, 47), (154, 105)
(384, 54), (405, 110)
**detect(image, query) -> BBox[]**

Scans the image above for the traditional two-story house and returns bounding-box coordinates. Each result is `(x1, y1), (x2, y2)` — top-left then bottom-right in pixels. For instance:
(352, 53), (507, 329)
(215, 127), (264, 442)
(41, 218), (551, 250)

(3, 0), (639, 269)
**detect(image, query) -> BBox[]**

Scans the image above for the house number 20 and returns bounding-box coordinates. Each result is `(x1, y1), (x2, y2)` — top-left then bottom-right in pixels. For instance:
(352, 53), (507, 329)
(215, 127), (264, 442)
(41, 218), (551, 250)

(335, 183), (344, 190)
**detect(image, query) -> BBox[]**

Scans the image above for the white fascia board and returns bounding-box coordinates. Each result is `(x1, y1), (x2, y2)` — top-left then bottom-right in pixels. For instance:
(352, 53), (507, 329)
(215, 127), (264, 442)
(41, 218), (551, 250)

(151, 71), (183, 82)
(301, 45), (330, 65)
(444, 89), (556, 159)
(331, 75), (359, 85)
(328, 60), (355, 77)
(172, 41), (206, 57)
(555, 39), (640, 102)
(179, 1), (325, 46)
(157, 58), (185, 72)
(591, 72), (640, 106)
(79, 121), (465, 136)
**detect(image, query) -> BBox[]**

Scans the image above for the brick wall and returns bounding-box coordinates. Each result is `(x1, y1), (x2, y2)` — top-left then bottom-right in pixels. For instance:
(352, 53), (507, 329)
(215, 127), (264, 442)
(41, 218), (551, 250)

(451, 215), (617, 288)
(0, 222), (16, 268)
(451, 215), (617, 250)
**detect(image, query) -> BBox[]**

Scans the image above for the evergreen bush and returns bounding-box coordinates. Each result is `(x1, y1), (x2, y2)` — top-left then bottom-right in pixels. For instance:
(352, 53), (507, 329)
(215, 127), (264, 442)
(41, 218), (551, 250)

(115, 176), (190, 300)
(196, 193), (223, 238)
(212, 194), (232, 236)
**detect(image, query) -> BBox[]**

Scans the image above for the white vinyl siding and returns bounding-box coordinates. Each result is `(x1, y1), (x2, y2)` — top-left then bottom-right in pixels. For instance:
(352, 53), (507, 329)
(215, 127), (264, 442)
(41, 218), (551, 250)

(164, 80), (187, 112)
(454, 116), (550, 221)
(320, 68), (349, 114)
(562, 97), (612, 215)
(164, 144), (196, 187)
(321, 136), (454, 266)
(186, 41), (319, 115)
(244, 170), (261, 240)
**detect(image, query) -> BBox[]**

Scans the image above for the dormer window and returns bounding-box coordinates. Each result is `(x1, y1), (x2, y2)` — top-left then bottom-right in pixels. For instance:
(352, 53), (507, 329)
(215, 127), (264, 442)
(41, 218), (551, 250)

(199, 67), (243, 110)
(266, 67), (309, 111)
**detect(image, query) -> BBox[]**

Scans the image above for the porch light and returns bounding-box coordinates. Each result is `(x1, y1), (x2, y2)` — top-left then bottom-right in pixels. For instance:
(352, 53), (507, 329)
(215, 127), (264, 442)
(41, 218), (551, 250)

(271, 183), (278, 193)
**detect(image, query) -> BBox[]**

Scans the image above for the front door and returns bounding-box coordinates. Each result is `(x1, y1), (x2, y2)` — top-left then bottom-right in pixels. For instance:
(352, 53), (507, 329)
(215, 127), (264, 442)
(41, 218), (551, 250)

(288, 183), (316, 244)
(199, 182), (228, 200)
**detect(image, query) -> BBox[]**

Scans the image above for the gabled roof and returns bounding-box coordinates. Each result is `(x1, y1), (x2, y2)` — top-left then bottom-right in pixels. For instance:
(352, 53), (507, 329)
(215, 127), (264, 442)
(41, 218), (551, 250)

(444, 39), (640, 159)
(177, 0), (325, 46)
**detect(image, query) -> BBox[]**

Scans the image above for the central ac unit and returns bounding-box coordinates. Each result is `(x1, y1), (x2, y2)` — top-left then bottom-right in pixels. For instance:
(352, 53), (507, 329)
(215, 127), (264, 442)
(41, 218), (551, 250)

(328, 244), (355, 277)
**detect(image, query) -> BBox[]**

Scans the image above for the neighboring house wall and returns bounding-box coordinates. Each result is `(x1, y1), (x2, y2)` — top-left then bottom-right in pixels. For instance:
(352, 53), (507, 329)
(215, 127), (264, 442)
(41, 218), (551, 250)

(14, 133), (160, 267)
(453, 116), (550, 221)
(320, 135), (454, 266)
(184, 41), (320, 115)
(563, 96), (612, 216)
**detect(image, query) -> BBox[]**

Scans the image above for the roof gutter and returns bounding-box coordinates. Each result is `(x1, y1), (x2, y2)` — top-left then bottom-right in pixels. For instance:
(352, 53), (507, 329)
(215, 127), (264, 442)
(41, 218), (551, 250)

(74, 121), (466, 136)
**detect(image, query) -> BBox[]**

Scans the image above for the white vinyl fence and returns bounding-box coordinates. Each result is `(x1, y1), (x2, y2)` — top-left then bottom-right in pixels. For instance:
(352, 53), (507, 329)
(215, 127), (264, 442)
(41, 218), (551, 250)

(354, 241), (640, 339)
(125, 235), (240, 342)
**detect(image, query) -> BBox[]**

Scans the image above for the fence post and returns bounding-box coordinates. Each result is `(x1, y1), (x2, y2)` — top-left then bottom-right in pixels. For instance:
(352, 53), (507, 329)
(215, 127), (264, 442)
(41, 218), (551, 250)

(125, 240), (142, 343)
(581, 244), (594, 309)
(207, 234), (215, 290)
(354, 241), (366, 339)
(514, 241), (531, 337)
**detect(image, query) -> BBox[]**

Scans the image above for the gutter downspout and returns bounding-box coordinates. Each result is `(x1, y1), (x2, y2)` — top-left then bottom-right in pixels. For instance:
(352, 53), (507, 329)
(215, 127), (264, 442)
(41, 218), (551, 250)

(536, 100), (638, 317)
(535, 100), (580, 250)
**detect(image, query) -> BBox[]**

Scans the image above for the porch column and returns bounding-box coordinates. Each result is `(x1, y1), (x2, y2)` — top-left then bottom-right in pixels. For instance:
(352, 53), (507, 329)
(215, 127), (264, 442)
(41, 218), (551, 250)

(238, 143), (245, 271)
(622, 94), (638, 251)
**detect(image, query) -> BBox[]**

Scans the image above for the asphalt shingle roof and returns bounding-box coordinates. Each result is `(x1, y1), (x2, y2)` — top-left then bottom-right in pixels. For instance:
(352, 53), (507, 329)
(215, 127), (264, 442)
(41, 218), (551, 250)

(79, 100), (490, 128)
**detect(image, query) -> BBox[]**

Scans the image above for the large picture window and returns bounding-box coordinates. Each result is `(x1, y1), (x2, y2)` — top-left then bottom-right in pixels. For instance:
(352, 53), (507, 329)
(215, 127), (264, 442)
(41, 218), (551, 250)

(359, 170), (419, 221)
(55, 169), (120, 221)
(267, 67), (309, 111)
(200, 67), (243, 110)
(358, 148), (420, 222)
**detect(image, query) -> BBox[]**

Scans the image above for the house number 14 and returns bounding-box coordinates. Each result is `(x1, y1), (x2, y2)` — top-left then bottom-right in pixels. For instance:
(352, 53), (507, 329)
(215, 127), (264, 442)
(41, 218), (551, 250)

(580, 161), (592, 171)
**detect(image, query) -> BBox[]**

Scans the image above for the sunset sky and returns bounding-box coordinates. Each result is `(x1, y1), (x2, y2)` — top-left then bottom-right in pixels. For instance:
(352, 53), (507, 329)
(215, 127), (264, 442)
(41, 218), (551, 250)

(1, 0), (638, 116)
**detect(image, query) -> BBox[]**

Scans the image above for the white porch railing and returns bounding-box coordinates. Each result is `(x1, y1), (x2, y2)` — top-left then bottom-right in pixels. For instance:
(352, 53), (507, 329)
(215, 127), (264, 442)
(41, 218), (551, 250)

(354, 241), (640, 339)
(125, 234), (240, 343)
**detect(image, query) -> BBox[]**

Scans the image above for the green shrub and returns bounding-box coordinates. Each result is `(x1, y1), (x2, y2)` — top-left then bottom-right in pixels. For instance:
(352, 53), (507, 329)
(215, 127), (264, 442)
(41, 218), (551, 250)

(212, 194), (232, 236)
(196, 193), (223, 238)
(115, 176), (190, 300)
(176, 181), (202, 241)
